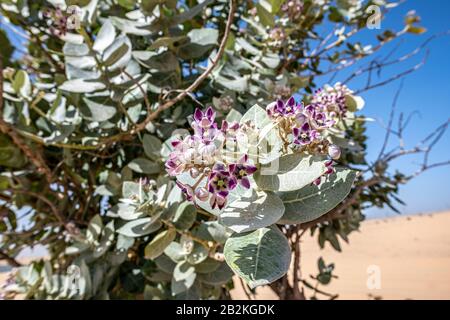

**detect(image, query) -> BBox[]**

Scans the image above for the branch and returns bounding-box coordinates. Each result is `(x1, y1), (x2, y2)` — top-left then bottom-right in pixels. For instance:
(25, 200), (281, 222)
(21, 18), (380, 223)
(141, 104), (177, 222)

(354, 50), (428, 94)
(100, 0), (236, 147)
(0, 249), (21, 267)
(376, 81), (404, 164)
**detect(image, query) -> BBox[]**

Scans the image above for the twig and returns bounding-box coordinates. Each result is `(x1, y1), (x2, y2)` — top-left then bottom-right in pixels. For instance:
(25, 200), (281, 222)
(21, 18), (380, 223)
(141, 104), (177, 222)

(376, 81), (404, 163)
(99, 0), (236, 147)
(0, 249), (21, 267)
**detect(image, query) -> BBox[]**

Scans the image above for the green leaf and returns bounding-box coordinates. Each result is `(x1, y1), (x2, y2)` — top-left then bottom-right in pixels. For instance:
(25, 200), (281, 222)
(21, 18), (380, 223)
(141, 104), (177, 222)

(220, 190), (285, 233)
(236, 38), (260, 55)
(171, 0), (214, 25)
(240, 104), (271, 129)
(78, 260), (92, 299)
(102, 35), (132, 70)
(279, 169), (357, 224)
(143, 134), (162, 160)
(154, 254), (176, 273)
(195, 258), (221, 274)
(178, 28), (218, 59)
(144, 228), (177, 260)
(171, 261), (196, 295)
(256, 3), (274, 27)
(345, 95), (365, 112)
(122, 181), (141, 199)
(109, 203), (143, 220)
(197, 262), (233, 285)
(0, 176), (9, 190)
(268, 0), (284, 13)
(216, 75), (249, 92)
(116, 234), (135, 251)
(12, 70), (31, 98)
(117, 0), (135, 10)
(82, 96), (117, 122)
(93, 221), (115, 258)
(60, 79), (106, 93)
(86, 214), (103, 243)
(116, 217), (162, 238)
(128, 158), (160, 174)
(225, 109), (242, 122)
(224, 226), (291, 289)
(93, 20), (116, 52)
(164, 242), (187, 263)
(172, 202), (197, 230)
(192, 221), (231, 244)
(0, 134), (27, 168)
(186, 243), (208, 265)
(254, 154), (327, 192)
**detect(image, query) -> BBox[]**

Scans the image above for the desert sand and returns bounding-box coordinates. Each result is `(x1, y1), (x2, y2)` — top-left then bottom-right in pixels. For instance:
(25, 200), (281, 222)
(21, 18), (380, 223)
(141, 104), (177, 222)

(2, 211), (450, 300)
(231, 211), (450, 300)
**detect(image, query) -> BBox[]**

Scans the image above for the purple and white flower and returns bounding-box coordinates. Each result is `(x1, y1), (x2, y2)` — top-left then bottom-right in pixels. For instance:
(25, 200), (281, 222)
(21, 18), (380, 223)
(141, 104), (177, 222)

(207, 164), (238, 209)
(229, 155), (257, 189)
(166, 107), (258, 209)
(293, 123), (320, 146)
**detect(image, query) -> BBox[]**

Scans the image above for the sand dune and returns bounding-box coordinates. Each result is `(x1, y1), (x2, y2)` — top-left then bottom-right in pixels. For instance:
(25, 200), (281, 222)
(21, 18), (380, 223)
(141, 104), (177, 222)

(2, 212), (450, 300)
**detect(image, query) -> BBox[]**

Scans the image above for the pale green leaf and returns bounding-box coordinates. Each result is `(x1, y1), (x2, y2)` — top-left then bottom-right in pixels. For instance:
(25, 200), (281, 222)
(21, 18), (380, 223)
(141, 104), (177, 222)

(144, 228), (177, 260)
(220, 190), (285, 233)
(279, 169), (357, 224)
(224, 226), (291, 289)
(254, 154), (327, 192)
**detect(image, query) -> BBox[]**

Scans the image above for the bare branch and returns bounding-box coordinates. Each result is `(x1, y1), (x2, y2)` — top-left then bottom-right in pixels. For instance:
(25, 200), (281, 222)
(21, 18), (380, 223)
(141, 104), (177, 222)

(376, 80), (404, 163)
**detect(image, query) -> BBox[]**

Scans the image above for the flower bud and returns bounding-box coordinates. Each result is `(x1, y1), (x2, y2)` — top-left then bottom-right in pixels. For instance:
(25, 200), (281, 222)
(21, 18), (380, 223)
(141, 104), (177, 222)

(190, 168), (200, 179)
(328, 144), (341, 160)
(195, 187), (209, 202)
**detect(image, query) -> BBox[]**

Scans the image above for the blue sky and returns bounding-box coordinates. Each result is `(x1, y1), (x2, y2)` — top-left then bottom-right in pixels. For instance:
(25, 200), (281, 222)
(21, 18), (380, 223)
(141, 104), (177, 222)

(317, 0), (450, 217)
(1, 1), (449, 219)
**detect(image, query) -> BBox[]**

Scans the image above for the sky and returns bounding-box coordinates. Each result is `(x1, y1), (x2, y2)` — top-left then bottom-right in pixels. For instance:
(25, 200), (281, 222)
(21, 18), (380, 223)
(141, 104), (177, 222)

(0, 0), (449, 221)
(322, 0), (450, 218)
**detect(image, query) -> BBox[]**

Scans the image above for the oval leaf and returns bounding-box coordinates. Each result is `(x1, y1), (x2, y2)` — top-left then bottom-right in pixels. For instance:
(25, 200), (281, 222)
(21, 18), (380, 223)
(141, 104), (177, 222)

(145, 228), (177, 260)
(172, 202), (197, 230)
(279, 168), (357, 224)
(116, 217), (162, 238)
(254, 154), (327, 192)
(220, 190), (285, 233)
(224, 226), (291, 289)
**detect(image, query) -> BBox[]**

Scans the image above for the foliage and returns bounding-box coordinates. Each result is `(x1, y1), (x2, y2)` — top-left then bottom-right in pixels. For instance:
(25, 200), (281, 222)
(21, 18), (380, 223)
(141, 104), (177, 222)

(0, 0), (444, 300)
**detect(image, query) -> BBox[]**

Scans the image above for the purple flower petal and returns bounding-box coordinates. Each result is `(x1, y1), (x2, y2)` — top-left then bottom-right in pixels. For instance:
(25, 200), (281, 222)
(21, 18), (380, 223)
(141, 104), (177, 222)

(287, 96), (295, 107)
(194, 108), (203, 122)
(240, 177), (251, 189)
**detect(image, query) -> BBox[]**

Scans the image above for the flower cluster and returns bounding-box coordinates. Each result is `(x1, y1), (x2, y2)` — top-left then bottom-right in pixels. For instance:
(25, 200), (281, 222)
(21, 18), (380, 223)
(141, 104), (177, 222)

(166, 107), (257, 209)
(266, 83), (354, 154)
(311, 82), (354, 116)
(281, 0), (304, 20)
(266, 83), (356, 184)
(266, 95), (337, 153)
(43, 7), (70, 36)
(269, 27), (287, 43)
